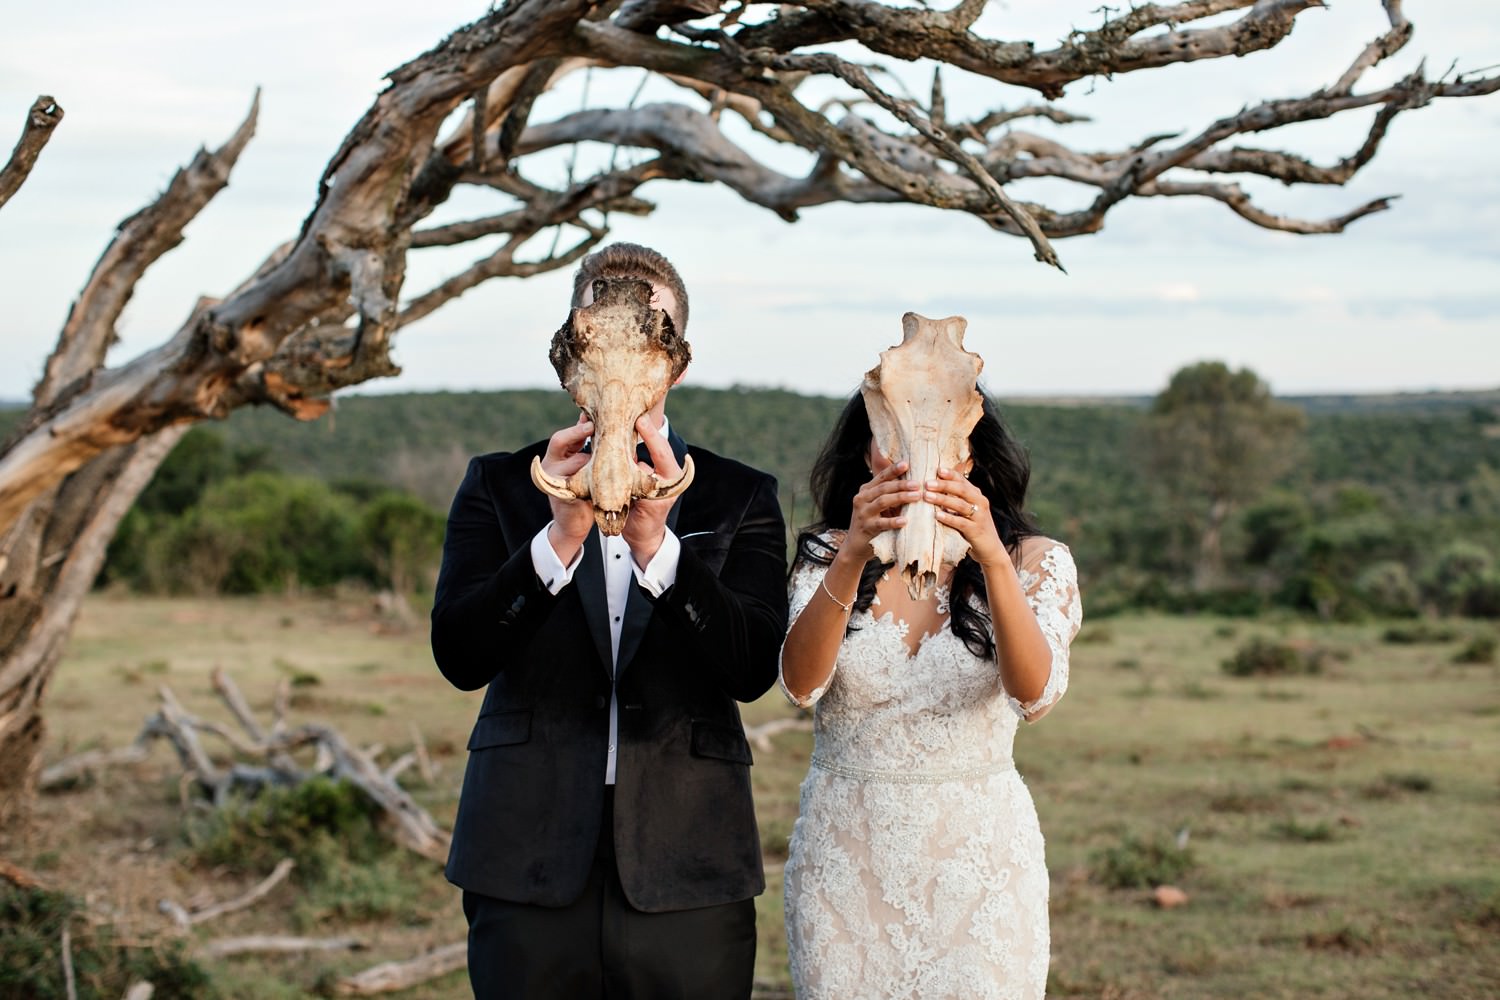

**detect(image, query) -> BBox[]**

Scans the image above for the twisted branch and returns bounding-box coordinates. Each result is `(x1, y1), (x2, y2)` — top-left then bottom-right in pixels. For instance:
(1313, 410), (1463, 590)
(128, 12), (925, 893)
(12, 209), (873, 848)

(0, 96), (63, 211)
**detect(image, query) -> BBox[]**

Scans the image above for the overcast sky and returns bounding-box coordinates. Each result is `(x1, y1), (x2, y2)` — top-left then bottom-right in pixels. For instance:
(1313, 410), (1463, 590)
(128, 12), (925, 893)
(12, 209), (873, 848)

(2, 1), (1497, 403)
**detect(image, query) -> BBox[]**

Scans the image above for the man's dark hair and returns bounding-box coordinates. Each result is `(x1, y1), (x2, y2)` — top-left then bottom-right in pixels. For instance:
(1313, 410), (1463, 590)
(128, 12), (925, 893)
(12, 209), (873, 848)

(572, 242), (689, 336)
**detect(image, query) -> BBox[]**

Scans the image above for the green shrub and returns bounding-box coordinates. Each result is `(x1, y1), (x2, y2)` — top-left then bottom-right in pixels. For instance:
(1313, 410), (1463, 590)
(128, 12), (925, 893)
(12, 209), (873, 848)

(1362, 773), (1435, 799)
(1453, 633), (1497, 665)
(1274, 571), (1344, 620)
(358, 491), (445, 595)
(1354, 561), (1421, 617)
(1090, 833), (1195, 889)
(0, 883), (214, 999)
(1222, 637), (1327, 677)
(1422, 541), (1497, 616)
(1239, 491), (1312, 566)
(1457, 572), (1500, 618)
(1381, 622), (1459, 644)
(1194, 587), (1267, 617)
(186, 776), (386, 880)
(142, 472), (364, 594)
(294, 854), (426, 928)
(1271, 817), (1338, 842)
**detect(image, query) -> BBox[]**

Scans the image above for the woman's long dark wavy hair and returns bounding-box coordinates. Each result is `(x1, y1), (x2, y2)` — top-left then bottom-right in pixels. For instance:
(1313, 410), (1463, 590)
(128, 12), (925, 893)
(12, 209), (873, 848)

(795, 392), (1039, 659)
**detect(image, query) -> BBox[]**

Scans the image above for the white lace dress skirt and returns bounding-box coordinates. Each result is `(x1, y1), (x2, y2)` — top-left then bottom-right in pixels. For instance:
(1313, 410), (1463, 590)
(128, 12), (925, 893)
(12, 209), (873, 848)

(784, 764), (1052, 1000)
(779, 537), (1081, 1000)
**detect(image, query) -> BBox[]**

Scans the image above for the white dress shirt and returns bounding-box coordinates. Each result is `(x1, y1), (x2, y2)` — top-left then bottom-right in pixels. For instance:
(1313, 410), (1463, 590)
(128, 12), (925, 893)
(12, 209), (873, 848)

(528, 418), (681, 784)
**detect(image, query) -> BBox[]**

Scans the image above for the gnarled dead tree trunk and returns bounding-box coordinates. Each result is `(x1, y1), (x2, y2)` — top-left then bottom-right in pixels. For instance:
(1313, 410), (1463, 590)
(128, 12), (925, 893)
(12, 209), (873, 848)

(1, 0), (1496, 824)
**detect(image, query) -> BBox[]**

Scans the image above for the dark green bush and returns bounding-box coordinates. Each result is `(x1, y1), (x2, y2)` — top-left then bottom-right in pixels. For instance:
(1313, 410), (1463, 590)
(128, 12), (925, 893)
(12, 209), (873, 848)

(186, 776), (386, 880)
(1270, 817), (1338, 842)
(293, 854), (427, 929)
(359, 491), (445, 594)
(1422, 541), (1497, 617)
(142, 473), (364, 594)
(1354, 561), (1421, 618)
(0, 883), (213, 999)
(1381, 622), (1459, 644)
(1453, 633), (1497, 665)
(1222, 637), (1327, 677)
(1239, 491), (1312, 566)
(1091, 833), (1195, 889)
(1362, 772), (1436, 799)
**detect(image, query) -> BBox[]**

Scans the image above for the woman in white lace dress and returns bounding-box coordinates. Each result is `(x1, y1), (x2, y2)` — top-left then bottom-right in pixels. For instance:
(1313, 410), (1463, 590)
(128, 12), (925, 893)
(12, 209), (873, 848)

(780, 394), (1082, 1000)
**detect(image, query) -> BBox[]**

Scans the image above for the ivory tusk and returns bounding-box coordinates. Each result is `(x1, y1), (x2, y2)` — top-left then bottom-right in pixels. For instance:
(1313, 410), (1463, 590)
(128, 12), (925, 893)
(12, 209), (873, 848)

(530, 455), (589, 501)
(643, 455), (695, 501)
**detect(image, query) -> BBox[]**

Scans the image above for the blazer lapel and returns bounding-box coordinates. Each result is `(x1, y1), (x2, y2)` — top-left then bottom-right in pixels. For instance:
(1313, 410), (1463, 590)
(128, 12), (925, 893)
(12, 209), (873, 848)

(572, 528), (614, 675)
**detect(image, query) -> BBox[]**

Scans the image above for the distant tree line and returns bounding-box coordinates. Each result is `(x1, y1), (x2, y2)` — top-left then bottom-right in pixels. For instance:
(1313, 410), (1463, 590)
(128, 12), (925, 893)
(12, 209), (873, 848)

(26, 372), (1489, 620)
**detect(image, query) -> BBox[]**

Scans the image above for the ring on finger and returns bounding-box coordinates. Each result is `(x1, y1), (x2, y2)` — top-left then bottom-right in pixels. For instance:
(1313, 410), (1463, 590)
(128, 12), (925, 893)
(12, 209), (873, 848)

(967, 502), (978, 518)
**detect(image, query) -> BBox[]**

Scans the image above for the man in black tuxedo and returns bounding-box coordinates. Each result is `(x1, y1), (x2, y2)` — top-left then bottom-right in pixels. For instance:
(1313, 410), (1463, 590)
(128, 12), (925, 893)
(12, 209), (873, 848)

(431, 243), (789, 999)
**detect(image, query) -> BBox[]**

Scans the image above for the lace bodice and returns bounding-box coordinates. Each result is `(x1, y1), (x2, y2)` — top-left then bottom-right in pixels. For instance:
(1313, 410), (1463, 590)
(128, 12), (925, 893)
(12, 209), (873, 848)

(779, 536), (1082, 1000)
(780, 536), (1081, 727)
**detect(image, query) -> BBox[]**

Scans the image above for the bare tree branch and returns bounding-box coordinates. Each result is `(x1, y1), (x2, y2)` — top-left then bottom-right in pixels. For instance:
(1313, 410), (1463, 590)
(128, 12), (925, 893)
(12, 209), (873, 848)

(737, 0), (1319, 98)
(198, 935), (364, 959)
(1142, 180), (1396, 234)
(1331, 0), (1411, 95)
(159, 858), (295, 928)
(516, 104), (899, 220)
(336, 942), (468, 996)
(396, 227), (604, 330)
(748, 47), (1063, 267)
(32, 93), (260, 411)
(0, 96), (63, 211)
(0, 1), (594, 528)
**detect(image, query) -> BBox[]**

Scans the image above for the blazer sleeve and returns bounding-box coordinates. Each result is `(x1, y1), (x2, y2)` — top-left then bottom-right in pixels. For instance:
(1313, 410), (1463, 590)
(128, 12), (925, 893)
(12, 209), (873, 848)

(654, 472), (790, 703)
(430, 456), (561, 691)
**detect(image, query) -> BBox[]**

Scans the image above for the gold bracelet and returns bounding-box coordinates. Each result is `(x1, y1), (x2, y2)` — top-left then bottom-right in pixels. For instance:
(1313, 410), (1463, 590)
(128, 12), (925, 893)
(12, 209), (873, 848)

(820, 575), (853, 615)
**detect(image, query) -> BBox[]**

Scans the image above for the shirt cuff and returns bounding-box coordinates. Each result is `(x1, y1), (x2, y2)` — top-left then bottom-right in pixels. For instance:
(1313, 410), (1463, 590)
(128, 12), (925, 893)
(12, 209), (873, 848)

(531, 523), (584, 595)
(630, 527), (680, 598)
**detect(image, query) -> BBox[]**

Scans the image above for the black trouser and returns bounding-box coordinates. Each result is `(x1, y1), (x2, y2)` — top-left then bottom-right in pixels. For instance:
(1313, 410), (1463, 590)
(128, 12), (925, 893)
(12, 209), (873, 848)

(462, 788), (757, 1000)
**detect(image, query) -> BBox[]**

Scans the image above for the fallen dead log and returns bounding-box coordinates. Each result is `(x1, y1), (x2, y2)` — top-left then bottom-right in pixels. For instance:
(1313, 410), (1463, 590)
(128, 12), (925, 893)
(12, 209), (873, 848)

(39, 671), (450, 861)
(198, 934), (365, 959)
(38, 744), (152, 789)
(61, 925), (77, 1000)
(335, 941), (467, 996)
(0, 857), (48, 889)
(159, 858), (295, 928)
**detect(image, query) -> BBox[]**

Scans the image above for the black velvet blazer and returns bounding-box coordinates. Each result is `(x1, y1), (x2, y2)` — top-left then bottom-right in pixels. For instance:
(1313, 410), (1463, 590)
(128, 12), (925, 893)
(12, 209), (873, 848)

(431, 432), (789, 913)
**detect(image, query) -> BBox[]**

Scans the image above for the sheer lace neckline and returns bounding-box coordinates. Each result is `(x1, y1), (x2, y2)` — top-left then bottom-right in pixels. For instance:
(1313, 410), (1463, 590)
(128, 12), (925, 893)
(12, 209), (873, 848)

(866, 580), (953, 659)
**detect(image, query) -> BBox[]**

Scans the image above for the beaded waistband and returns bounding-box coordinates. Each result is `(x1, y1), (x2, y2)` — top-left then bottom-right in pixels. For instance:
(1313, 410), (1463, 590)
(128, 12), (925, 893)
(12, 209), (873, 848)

(810, 754), (1014, 785)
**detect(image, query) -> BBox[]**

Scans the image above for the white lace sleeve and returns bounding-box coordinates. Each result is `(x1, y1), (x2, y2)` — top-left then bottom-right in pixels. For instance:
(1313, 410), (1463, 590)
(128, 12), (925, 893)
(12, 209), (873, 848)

(778, 543), (837, 708)
(1013, 541), (1082, 723)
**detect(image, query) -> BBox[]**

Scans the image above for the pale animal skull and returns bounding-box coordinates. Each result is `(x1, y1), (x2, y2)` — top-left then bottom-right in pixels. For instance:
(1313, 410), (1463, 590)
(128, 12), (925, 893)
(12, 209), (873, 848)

(861, 312), (985, 599)
(530, 278), (695, 534)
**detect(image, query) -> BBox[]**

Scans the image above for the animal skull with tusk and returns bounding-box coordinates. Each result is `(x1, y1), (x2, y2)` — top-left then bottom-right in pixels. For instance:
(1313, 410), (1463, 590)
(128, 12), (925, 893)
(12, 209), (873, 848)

(530, 277), (695, 535)
(862, 312), (985, 600)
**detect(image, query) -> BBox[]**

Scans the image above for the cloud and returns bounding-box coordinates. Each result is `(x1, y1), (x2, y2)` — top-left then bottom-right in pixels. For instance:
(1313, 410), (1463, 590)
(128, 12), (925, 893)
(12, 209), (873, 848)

(1155, 283), (1200, 303)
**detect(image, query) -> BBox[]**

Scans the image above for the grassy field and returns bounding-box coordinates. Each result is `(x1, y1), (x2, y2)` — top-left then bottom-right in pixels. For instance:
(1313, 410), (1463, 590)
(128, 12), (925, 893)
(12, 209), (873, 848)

(6, 594), (1498, 998)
